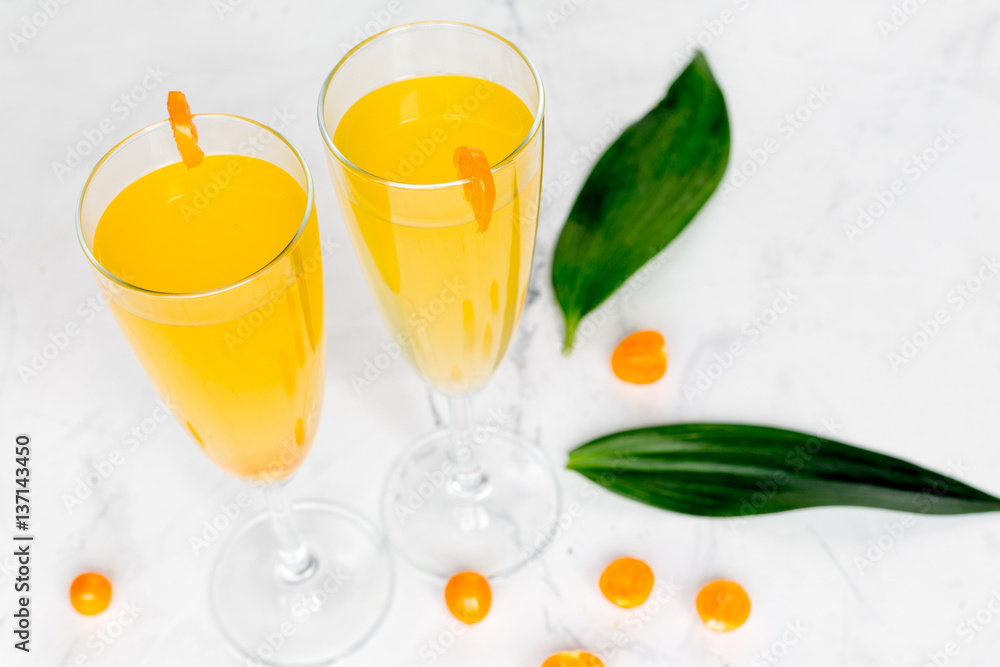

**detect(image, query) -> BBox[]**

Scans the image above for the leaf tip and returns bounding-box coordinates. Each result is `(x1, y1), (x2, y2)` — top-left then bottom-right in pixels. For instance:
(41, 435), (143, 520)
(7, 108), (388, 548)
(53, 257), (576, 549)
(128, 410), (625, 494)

(686, 50), (714, 78)
(561, 315), (579, 355)
(562, 309), (580, 357)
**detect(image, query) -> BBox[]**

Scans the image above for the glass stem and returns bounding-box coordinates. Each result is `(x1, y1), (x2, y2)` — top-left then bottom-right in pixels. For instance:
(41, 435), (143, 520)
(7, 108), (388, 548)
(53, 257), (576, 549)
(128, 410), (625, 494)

(447, 394), (490, 499)
(262, 482), (317, 584)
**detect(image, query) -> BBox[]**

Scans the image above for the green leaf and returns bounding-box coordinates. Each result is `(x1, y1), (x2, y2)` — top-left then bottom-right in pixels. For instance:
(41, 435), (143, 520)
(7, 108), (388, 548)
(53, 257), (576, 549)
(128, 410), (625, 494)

(552, 51), (730, 352)
(567, 424), (1000, 517)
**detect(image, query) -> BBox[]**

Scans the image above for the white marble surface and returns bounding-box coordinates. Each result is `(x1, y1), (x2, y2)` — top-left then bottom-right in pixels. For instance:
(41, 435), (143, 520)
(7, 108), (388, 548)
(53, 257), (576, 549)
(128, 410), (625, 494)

(3, 0), (1000, 665)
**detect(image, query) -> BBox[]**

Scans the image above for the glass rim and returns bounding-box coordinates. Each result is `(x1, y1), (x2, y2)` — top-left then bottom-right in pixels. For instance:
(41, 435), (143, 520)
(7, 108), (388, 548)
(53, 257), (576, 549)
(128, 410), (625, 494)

(75, 113), (316, 300)
(316, 20), (545, 192)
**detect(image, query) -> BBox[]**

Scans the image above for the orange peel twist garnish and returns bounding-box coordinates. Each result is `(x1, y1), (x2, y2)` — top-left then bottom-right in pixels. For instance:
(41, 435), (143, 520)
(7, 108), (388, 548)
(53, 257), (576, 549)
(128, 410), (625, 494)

(453, 146), (495, 233)
(167, 91), (204, 168)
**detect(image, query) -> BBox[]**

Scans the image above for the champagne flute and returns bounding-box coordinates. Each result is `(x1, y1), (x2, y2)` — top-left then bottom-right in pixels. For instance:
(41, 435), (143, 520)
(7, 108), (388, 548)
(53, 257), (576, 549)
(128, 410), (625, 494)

(318, 22), (560, 579)
(77, 113), (392, 665)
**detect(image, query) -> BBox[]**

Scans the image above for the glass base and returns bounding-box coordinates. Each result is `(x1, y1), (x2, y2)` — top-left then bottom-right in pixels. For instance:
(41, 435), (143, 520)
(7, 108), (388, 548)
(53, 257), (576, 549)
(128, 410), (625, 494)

(210, 502), (393, 666)
(382, 429), (561, 579)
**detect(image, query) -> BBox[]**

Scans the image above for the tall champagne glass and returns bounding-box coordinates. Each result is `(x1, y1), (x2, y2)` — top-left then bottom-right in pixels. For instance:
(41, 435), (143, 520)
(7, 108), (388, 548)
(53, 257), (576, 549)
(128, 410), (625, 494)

(77, 114), (392, 665)
(318, 22), (560, 579)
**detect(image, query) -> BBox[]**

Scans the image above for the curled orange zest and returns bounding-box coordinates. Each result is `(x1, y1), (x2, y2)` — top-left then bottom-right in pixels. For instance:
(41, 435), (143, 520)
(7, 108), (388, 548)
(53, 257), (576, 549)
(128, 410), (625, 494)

(167, 91), (204, 168)
(454, 146), (495, 233)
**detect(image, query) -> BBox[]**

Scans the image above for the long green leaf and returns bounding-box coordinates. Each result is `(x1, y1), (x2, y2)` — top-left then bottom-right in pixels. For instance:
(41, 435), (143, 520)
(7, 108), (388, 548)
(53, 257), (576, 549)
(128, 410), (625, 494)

(567, 424), (1000, 517)
(552, 51), (730, 352)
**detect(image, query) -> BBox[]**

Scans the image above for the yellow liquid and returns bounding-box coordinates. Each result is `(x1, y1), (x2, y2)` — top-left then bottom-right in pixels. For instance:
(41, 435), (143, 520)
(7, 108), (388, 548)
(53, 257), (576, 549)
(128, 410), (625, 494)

(93, 155), (325, 481)
(333, 75), (540, 393)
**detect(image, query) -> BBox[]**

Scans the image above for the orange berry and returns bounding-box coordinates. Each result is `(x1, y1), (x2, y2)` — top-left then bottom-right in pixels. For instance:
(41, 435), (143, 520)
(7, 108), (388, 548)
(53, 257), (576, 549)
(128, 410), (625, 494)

(599, 557), (654, 608)
(611, 330), (667, 384)
(445, 571), (491, 624)
(541, 651), (605, 667)
(70, 572), (112, 615)
(696, 579), (751, 631)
